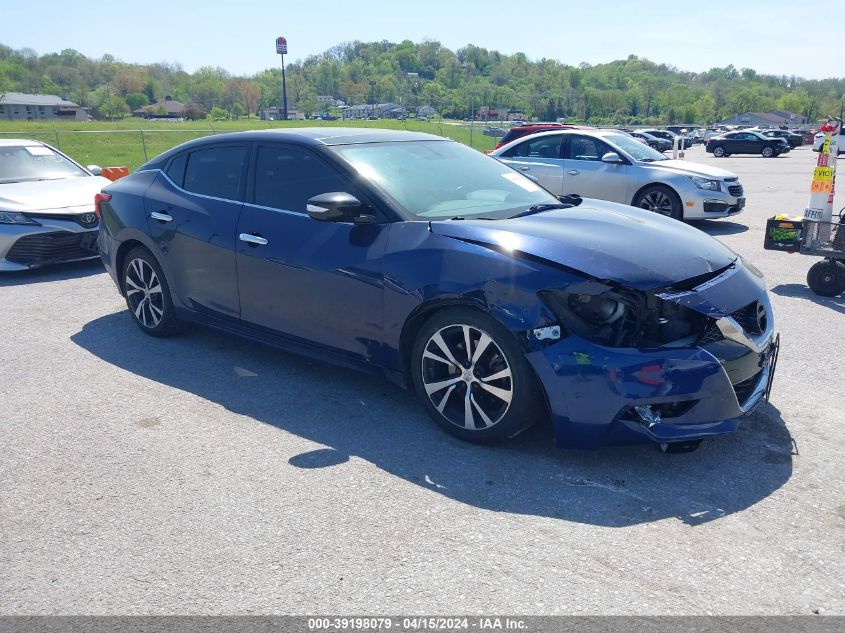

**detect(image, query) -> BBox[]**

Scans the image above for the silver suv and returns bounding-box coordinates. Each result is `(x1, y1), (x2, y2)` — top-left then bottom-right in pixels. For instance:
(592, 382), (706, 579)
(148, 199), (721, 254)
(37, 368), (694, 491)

(491, 129), (745, 220)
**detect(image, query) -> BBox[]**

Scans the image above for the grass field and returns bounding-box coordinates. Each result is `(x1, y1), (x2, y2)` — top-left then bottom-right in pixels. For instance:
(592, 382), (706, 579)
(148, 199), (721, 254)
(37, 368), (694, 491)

(0, 118), (497, 171)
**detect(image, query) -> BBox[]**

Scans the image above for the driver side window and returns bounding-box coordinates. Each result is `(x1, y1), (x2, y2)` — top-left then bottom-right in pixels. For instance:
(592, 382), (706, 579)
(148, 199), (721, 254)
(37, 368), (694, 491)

(253, 146), (356, 214)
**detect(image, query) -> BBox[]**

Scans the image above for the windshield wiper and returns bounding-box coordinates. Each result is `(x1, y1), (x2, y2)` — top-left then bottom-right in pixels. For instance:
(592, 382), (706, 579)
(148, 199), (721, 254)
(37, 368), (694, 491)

(508, 203), (573, 219)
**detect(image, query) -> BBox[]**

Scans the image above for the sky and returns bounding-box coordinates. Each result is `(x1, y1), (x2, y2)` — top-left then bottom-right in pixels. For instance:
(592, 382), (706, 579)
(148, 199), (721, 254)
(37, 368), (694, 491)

(2, 1), (843, 80)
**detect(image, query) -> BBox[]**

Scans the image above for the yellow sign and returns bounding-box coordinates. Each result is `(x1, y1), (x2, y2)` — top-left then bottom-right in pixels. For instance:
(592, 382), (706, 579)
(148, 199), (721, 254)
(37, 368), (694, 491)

(813, 166), (834, 181)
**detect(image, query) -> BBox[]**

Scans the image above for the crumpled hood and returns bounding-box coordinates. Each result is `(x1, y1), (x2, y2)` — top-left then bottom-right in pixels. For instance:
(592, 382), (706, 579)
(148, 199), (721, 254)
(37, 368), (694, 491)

(639, 159), (737, 180)
(0, 176), (111, 213)
(430, 199), (737, 290)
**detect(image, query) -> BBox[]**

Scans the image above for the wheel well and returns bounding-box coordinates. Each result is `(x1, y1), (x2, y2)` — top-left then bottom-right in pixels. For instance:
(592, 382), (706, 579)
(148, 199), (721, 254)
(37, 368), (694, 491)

(631, 182), (678, 207)
(398, 299), (479, 387)
(114, 239), (147, 295)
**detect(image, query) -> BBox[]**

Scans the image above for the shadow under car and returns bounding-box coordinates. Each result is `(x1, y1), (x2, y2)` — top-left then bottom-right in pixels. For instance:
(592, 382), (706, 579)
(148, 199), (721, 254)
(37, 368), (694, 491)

(71, 311), (795, 528)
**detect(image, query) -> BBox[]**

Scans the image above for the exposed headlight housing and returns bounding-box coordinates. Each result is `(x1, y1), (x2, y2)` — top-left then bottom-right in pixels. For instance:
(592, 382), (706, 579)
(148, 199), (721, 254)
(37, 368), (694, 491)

(540, 280), (713, 348)
(688, 176), (721, 192)
(0, 211), (40, 225)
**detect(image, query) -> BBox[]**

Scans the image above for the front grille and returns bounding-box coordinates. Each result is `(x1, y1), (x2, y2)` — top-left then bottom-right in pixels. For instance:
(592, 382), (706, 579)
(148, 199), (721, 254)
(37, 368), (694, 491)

(730, 301), (765, 335)
(733, 370), (762, 406)
(6, 231), (98, 266)
(728, 184), (744, 197)
(697, 319), (724, 344)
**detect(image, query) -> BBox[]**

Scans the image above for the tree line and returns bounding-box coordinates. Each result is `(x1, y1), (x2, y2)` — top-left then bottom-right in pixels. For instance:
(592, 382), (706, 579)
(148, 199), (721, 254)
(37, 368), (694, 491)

(1, 40), (843, 124)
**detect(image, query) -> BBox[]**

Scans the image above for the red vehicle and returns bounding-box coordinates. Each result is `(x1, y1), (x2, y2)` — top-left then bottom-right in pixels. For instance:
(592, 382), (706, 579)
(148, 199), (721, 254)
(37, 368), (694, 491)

(493, 123), (590, 150)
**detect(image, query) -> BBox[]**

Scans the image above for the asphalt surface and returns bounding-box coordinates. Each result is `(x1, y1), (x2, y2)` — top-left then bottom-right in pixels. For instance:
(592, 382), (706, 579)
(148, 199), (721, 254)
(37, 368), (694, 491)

(1, 145), (843, 615)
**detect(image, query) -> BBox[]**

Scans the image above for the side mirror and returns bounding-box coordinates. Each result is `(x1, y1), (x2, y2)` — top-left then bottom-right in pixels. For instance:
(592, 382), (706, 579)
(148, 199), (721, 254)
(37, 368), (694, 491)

(601, 152), (623, 164)
(307, 192), (373, 223)
(87, 165), (103, 176)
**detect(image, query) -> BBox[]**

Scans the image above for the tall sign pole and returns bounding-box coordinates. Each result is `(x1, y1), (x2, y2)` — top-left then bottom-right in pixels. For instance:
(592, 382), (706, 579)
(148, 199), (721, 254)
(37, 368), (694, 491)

(276, 36), (288, 121)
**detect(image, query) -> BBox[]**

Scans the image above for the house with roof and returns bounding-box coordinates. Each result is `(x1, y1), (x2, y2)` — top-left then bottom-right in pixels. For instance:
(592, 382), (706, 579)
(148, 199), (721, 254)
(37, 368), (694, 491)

(719, 110), (808, 127)
(0, 92), (91, 121)
(132, 96), (189, 119)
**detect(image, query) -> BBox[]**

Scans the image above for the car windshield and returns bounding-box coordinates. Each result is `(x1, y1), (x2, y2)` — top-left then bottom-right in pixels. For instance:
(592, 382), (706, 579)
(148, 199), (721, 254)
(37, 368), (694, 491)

(603, 133), (668, 162)
(0, 145), (88, 184)
(330, 140), (560, 219)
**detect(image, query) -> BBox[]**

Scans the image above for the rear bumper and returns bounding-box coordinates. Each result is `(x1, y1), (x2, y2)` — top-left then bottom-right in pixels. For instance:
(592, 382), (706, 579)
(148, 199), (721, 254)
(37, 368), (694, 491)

(526, 331), (778, 449)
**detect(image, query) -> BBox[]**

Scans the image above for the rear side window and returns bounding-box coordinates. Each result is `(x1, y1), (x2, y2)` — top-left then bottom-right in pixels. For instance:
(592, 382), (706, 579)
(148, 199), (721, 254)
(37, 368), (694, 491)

(183, 146), (248, 201)
(165, 153), (187, 187)
(502, 135), (561, 158)
(253, 146), (352, 213)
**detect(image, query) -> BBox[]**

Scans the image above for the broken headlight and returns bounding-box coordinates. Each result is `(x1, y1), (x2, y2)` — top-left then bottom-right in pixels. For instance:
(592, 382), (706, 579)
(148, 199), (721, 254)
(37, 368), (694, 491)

(539, 281), (641, 347)
(540, 280), (712, 348)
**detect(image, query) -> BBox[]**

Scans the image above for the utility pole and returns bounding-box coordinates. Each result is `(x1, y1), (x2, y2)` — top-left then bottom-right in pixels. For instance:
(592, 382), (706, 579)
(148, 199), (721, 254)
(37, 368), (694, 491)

(369, 80), (377, 118)
(276, 36), (288, 120)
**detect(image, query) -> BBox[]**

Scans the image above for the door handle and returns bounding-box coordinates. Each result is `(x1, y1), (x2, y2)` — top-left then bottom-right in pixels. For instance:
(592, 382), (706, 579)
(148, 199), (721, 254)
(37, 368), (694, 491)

(239, 233), (268, 246)
(517, 166), (531, 171)
(150, 211), (173, 222)
(567, 170), (580, 176)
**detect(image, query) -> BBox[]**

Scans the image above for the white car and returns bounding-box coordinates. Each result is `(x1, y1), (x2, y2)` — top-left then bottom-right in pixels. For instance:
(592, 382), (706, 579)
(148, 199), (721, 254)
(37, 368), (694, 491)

(812, 129), (844, 155)
(0, 139), (110, 271)
(491, 129), (745, 221)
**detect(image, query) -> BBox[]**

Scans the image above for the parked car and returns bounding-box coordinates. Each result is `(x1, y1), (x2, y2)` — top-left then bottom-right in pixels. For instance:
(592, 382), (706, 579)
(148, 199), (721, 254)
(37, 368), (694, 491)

(703, 128), (728, 144)
(483, 125), (507, 137)
(640, 129), (693, 150)
(799, 129), (818, 145)
(628, 131), (673, 152)
(757, 129), (804, 148)
(0, 139), (110, 271)
(97, 128), (777, 451)
(491, 129), (745, 220)
(706, 131), (790, 157)
(812, 129), (844, 155)
(494, 123), (587, 150)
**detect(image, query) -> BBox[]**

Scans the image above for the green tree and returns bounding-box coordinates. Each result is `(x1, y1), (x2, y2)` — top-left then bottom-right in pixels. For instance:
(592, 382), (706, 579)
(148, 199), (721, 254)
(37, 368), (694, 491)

(125, 92), (148, 111)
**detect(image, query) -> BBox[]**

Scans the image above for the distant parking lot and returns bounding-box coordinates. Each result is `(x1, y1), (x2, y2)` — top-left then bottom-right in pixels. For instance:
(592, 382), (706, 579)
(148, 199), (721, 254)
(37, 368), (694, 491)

(1, 144), (843, 614)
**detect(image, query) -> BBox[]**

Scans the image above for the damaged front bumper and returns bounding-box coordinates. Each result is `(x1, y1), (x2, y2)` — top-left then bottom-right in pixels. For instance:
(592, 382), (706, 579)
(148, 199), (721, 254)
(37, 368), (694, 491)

(525, 259), (778, 449)
(527, 330), (778, 449)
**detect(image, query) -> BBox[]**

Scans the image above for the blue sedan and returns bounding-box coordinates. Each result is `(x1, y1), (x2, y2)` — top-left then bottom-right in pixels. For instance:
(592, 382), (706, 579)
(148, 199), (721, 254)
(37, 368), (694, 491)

(97, 128), (778, 451)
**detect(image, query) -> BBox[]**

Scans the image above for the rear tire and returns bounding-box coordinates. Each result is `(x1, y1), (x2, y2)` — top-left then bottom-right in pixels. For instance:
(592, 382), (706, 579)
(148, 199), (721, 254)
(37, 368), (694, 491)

(410, 307), (544, 444)
(806, 260), (845, 297)
(122, 246), (186, 337)
(712, 146), (726, 157)
(633, 185), (683, 221)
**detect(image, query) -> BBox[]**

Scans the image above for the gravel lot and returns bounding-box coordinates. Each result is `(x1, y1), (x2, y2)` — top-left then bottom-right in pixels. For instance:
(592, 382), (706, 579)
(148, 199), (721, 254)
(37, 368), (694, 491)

(1, 144), (843, 615)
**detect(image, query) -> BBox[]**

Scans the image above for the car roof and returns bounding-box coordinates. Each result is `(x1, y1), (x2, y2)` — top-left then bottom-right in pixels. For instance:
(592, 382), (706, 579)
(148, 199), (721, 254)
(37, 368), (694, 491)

(205, 127), (444, 146)
(141, 127), (450, 169)
(0, 138), (46, 147)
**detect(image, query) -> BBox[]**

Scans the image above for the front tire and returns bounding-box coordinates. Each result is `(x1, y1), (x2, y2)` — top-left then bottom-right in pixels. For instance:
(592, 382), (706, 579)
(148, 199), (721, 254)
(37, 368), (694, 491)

(807, 260), (845, 297)
(761, 145), (775, 158)
(410, 307), (544, 443)
(633, 185), (683, 220)
(122, 246), (186, 336)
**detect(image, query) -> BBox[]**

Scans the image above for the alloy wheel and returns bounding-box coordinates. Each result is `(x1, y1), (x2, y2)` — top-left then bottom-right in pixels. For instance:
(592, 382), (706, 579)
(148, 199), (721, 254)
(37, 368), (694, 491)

(420, 324), (513, 430)
(638, 190), (674, 216)
(125, 258), (165, 329)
